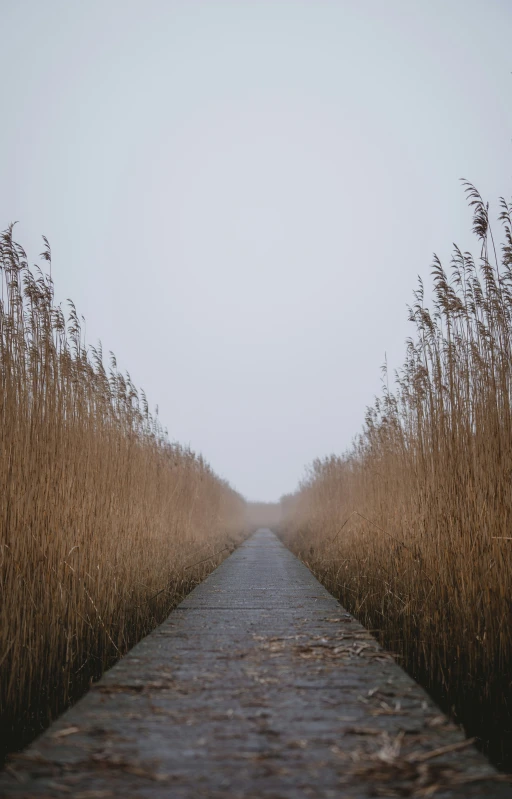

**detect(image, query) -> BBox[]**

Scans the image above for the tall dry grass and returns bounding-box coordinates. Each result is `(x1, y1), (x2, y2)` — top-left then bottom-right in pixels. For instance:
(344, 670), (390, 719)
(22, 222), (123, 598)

(0, 226), (246, 758)
(281, 184), (512, 768)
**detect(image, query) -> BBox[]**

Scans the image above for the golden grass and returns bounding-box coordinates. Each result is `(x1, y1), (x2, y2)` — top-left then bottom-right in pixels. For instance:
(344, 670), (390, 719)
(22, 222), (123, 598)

(0, 226), (247, 758)
(281, 184), (512, 768)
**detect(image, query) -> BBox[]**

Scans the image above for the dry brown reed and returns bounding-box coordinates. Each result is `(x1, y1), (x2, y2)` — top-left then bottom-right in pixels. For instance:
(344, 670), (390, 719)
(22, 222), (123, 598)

(281, 184), (512, 768)
(0, 226), (246, 759)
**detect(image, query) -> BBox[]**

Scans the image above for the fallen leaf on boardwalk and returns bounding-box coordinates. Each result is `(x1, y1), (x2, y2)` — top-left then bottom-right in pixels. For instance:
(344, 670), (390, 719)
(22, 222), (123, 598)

(363, 651), (400, 661)
(145, 679), (177, 690)
(425, 715), (450, 728)
(371, 707), (410, 717)
(96, 679), (175, 694)
(91, 753), (171, 783)
(408, 737), (476, 763)
(295, 639), (384, 660)
(287, 739), (308, 749)
(96, 683), (144, 694)
(240, 698), (270, 708)
(354, 643), (374, 655)
(258, 640), (287, 654)
(345, 726), (384, 736)
(346, 759), (510, 797)
(74, 793), (114, 799)
(343, 732), (510, 797)
(53, 726), (80, 739)
(3, 765), (28, 783)
(8, 751), (46, 765)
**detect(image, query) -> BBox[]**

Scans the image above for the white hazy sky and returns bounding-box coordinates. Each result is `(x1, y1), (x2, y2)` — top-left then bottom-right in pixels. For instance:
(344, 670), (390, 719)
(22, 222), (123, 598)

(1, 1), (511, 500)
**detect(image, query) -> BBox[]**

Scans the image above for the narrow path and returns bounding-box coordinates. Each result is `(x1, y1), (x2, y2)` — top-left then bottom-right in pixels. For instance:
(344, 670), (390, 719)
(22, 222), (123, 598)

(1, 530), (509, 798)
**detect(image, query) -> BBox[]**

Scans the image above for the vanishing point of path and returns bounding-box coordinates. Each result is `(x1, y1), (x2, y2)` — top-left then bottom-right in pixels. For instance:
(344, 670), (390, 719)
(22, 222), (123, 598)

(1, 530), (510, 798)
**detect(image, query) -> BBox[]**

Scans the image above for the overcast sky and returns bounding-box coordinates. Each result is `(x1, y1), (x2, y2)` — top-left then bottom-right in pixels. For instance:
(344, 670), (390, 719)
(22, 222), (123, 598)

(1, 1), (511, 500)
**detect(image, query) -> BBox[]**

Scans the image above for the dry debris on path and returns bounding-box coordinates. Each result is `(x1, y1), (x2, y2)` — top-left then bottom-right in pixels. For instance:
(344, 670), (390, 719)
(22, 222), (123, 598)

(1, 530), (510, 798)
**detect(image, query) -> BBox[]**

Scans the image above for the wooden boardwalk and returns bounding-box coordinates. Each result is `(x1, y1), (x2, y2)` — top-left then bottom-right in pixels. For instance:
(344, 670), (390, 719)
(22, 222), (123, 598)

(1, 529), (510, 798)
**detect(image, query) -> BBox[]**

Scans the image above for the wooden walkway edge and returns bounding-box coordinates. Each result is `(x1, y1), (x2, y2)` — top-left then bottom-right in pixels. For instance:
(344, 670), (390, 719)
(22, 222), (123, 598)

(1, 529), (510, 798)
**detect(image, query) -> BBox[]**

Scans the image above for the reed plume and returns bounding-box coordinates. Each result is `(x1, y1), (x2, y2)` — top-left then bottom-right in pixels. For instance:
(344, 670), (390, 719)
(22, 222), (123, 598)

(0, 227), (246, 758)
(281, 184), (512, 768)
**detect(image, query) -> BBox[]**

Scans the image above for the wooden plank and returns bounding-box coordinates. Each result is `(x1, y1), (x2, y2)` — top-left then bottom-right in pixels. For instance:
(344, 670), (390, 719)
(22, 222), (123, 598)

(1, 529), (509, 797)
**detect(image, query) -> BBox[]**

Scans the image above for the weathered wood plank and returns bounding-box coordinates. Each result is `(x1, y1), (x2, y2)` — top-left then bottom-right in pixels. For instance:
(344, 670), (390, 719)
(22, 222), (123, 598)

(1, 529), (509, 797)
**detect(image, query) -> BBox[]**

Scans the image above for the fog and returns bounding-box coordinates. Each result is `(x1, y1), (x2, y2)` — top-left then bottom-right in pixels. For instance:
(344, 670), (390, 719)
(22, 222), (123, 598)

(1, 0), (511, 500)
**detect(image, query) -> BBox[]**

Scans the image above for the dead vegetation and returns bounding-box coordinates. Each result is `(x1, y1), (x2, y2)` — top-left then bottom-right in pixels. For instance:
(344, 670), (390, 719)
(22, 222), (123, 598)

(0, 227), (246, 759)
(281, 183), (512, 768)
(342, 732), (509, 798)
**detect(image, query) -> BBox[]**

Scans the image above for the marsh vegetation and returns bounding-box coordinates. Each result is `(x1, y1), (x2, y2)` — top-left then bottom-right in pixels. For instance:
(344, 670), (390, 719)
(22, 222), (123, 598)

(0, 227), (246, 760)
(281, 184), (512, 768)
